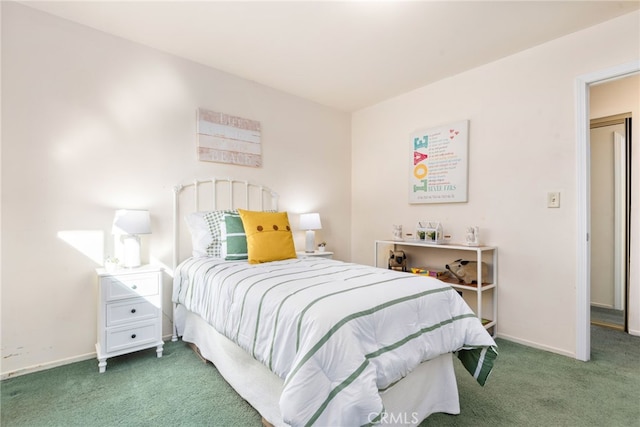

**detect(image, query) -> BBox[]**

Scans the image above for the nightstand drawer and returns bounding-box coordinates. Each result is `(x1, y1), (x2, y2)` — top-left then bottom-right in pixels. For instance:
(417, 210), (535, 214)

(106, 297), (160, 327)
(103, 273), (159, 301)
(105, 322), (159, 353)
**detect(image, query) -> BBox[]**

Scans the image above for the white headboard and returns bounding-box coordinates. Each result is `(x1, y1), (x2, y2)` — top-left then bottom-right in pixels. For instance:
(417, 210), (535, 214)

(172, 178), (279, 268)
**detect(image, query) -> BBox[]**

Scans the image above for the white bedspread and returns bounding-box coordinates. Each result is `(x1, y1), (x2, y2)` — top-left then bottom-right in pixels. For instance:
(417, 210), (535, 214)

(173, 257), (497, 426)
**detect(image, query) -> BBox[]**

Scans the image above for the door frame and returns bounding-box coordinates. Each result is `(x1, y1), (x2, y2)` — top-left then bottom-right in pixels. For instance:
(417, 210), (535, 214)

(613, 130), (626, 313)
(575, 60), (639, 361)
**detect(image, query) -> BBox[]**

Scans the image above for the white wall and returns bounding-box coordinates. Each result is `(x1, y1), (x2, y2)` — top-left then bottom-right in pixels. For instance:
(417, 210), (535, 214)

(590, 75), (640, 335)
(1, 3), (351, 377)
(351, 11), (640, 356)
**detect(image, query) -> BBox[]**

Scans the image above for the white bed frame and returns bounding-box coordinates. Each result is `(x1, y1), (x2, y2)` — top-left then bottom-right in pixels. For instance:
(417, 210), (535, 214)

(171, 178), (460, 426)
(172, 178), (280, 271)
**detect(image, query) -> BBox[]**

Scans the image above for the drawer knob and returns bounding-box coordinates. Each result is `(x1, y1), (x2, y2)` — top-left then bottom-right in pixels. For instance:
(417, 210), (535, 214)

(131, 284), (138, 290)
(131, 334), (137, 339)
(130, 308), (136, 314)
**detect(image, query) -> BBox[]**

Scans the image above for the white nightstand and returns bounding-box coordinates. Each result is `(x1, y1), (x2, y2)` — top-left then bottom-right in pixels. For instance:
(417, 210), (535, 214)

(297, 250), (334, 259)
(95, 265), (164, 373)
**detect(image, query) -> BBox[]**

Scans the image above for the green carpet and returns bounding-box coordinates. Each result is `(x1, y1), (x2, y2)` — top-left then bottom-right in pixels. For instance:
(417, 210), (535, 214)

(1, 341), (261, 426)
(2, 326), (638, 426)
(425, 325), (639, 427)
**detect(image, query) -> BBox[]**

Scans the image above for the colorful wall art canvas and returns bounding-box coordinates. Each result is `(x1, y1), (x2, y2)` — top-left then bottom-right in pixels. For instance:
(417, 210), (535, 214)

(409, 120), (469, 204)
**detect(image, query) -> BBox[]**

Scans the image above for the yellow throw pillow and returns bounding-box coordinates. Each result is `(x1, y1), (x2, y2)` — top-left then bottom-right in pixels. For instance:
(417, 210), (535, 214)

(238, 209), (297, 264)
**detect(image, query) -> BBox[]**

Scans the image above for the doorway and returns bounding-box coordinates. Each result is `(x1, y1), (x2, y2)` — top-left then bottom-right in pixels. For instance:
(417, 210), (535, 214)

(575, 61), (639, 362)
(590, 114), (631, 331)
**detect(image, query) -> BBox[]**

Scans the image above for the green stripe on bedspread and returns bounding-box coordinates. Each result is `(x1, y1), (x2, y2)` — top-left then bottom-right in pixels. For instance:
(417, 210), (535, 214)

(305, 359), (372, 427)
(294, 275), (418, 351)
(457, 345), (498, 386)
(285, 285), (454, 386)
(303, 312), (481, 427)
(252, 267), (358, 359)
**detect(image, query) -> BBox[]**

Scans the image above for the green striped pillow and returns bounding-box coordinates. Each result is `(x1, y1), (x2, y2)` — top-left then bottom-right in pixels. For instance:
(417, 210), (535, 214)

(223, 213), (248, 261)
(185, 209), (237, 258)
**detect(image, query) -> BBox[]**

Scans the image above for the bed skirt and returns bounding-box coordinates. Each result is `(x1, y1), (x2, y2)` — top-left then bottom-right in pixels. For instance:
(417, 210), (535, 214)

(174, 304), (460, 426)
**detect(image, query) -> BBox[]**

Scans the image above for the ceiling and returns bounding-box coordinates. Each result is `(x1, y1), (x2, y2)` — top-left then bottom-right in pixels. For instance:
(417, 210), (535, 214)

(19, 1), (640, 112)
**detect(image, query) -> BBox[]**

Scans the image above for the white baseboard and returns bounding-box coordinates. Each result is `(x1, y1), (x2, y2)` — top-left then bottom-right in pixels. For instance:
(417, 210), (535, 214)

(497, 333), (575, 359)
(1, 334), (175, 380)
(1, 352), (96, 380)
(590, 302), (615, 309)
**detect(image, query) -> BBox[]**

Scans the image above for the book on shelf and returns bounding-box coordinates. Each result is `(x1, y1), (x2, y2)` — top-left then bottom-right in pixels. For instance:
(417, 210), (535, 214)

(410, 267), (448, 279)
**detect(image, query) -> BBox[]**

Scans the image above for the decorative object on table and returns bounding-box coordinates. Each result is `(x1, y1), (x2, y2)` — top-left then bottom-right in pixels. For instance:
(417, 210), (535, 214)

(416, 221), (444, 244)
(392, 224), (403, 240)
(388, 250), (407, 272)
(465, 226), (480, 246)
(445, 259), (488, 285)
(112, 209), (151, 268)
(409, 120), (469, 204)
(196, 108), (262, 167)
(299, 213), (322, 253)
(104, 256), (119, 272)
(317, 242), (327, 252)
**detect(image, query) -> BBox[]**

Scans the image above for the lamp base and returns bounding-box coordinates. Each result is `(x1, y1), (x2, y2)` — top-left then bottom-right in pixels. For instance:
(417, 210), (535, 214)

(305, 230), (316, 253)
(121, 235), (142, 268)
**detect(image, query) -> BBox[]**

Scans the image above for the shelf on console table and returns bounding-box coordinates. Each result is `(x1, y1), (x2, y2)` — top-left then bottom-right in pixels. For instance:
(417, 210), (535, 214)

(374, 239), (498, 336)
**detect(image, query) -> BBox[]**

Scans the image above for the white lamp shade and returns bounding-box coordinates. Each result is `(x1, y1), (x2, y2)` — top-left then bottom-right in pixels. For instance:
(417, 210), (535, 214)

(112, 209), (151, 235)
(299, 213), (322, 230)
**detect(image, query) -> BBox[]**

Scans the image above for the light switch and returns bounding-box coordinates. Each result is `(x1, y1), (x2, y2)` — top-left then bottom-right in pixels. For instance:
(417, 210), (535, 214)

(547, 192), (560, 208)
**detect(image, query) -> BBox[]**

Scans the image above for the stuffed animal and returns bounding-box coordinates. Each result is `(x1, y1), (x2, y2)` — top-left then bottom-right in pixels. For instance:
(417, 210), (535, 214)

(445, 259), (488, 284)
(388, 250), (407, 272)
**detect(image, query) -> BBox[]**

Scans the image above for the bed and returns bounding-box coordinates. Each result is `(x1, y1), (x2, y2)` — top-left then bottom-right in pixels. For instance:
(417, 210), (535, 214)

(171, 178), (497, 426)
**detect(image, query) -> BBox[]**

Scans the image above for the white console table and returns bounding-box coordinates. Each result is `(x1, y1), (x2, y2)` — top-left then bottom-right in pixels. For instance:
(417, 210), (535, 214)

(375, 240), (497, 336)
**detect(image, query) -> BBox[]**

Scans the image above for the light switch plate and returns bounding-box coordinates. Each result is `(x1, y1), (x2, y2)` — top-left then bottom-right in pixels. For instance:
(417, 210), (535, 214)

(547, 191), (560, 208)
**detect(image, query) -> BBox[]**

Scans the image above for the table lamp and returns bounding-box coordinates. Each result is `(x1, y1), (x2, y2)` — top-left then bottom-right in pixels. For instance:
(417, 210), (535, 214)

(112, 209), (151, 268)
(299, 213), (322, 253)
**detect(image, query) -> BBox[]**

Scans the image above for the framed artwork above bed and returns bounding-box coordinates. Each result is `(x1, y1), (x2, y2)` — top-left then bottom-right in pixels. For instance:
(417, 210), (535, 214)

(196, 108), (262, 168)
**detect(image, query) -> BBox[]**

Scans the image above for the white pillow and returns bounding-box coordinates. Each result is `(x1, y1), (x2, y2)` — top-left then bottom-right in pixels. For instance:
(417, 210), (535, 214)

(184, 212), (210, 258)
(184, 209), (237, 258)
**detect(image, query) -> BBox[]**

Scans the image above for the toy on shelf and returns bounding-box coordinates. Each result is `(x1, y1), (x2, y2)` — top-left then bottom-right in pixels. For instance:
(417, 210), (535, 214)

(445, 259), (488, 285)
(388, 250), (407, 272)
